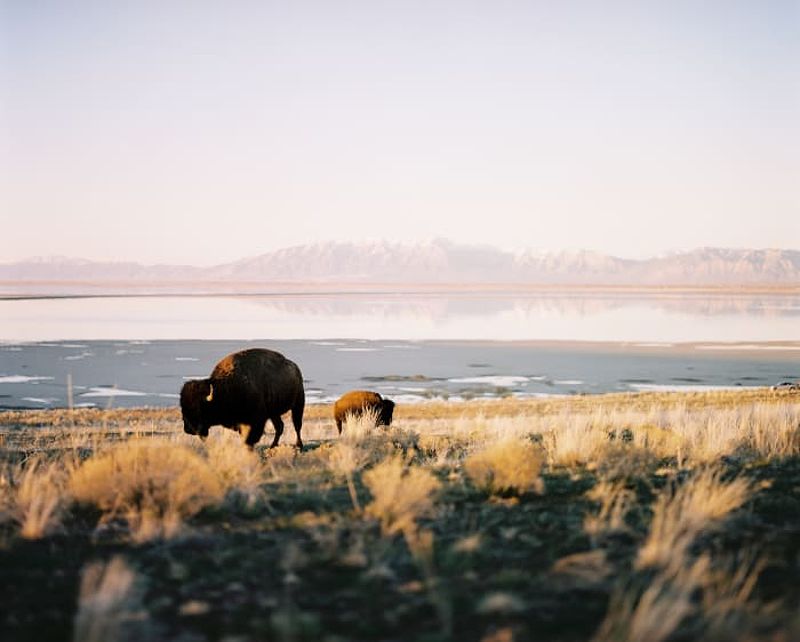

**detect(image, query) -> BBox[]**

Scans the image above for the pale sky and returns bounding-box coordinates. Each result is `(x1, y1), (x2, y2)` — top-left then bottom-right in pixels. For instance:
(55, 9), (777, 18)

(1, 0), (798, 265)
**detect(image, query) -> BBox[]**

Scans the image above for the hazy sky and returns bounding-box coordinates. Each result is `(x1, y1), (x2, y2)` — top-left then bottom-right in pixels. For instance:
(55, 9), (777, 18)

(2, 1), (798, 265)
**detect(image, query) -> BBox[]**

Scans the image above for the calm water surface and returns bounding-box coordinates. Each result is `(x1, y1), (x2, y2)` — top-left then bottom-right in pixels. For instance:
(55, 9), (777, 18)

(1, 293), (798, 409)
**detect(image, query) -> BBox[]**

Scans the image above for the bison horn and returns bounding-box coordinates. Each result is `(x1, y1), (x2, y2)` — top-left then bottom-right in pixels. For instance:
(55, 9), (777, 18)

(206, 384), (214, 402)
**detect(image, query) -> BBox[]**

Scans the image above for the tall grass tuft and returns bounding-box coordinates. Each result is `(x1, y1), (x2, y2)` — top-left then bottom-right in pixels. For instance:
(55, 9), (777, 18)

(595, 550), (767, 642)
(583, 480), (636, 544)
(4, 458), (70, 539)
(464, 439), (544, 495)
(70, 439), (224, 541)
(363, 454), (450, 636)
(594, 555), (709, 642)
(203, 430), (267, 509)
(636, 467), (752, 570)
(341, 407), (381, 441)
(542, 410), (613, 468)
(363, 455), (441, 537)
(328, 442), (369, 512)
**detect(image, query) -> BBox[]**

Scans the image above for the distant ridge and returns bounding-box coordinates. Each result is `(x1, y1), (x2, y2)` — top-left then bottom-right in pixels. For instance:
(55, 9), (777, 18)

(2, 241), (799, 286)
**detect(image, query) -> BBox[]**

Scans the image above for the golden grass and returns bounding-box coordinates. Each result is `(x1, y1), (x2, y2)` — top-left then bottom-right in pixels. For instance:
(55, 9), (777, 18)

(363, 455), (441, 537)
(583, 480), (636, 544)
(70, 440), (224, 541)
(0, 457), (70, 539)
(595, 471), (765, 642)
(328, 442), (369, 512)
(594, 556), (706, 642)
(203, 430), (267, 508)
(0, 388), (796, 548)
(1, 386), (794, 431)
(464, 438), (544, 495)
(596, 547), (767, 642)
(0, 387), (796, 640)
(636, 467), (752, 570)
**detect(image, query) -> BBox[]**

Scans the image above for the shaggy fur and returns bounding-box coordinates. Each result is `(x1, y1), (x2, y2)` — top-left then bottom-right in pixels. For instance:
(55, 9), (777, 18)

(180, 348), (305, 448)
(333, 390), (395, 435)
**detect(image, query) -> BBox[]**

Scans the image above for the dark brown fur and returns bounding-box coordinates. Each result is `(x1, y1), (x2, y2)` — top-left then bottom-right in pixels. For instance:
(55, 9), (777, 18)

(333, 390), (395, 435)
(180, 348), (305, 448)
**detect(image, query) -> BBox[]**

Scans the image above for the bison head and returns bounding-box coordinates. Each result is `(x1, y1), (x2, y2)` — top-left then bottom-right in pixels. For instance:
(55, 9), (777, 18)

(180, 379), (213, 439)
(378, 398), (395, 427)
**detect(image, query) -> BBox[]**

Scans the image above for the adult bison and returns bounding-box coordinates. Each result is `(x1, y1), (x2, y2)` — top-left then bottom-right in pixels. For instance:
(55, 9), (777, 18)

(180, 348), (305, 449)
(333, 390), (395, 435)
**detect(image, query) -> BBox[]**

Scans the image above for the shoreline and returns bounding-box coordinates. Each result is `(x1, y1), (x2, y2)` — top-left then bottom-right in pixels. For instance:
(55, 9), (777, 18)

(3, 337), (800, 358)
(2, 386), (796, 426)
(3, 280), (800, 300)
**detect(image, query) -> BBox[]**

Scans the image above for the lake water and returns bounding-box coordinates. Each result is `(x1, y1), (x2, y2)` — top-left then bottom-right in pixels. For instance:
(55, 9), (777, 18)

(1, 292), (798, 409)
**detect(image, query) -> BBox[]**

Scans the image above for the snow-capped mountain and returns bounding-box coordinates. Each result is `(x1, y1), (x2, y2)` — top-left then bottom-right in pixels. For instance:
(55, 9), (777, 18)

(1, 242), (799, 286)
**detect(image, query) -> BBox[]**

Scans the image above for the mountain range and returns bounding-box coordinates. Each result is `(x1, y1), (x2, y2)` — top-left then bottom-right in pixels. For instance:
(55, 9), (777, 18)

(2, 241), (799, 286)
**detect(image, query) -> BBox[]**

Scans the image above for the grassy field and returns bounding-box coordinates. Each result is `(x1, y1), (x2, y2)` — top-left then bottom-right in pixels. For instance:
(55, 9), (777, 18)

(1, 388), (799, 641)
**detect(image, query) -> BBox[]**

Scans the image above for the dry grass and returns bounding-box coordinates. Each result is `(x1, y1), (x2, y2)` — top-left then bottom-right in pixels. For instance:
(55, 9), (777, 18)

(328, 442), (369, 512)
(583, 480), (636, 544)
(0, 458), (71, 539)
(593, 462), (763, 641)
(203, 430), (267, 508)
(594, 555), (708, 642)
(363, 455), (441, 537)
(0, 387), (797, 641)
(1, 386), (793, 432)
(464, 438), (544, 495)
(70, 439), (224, 541)
(596, 548), (768, 642)
(636, 467), (752, 570)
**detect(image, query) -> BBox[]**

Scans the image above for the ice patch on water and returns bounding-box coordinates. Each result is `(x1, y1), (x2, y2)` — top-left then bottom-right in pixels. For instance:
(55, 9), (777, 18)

(633, 342), (675, 348)
(336, 347), (379, 352)
(21, 397), (56, 404)
(311, 341), (346, 346)
(449, 375), (529, 387)
(306, 394), (338, 404)
(64, 352), (94, 361)
(389, 394), (447, 404)
(81, 387), (148, 398)
(554, 380), (584, 386)
(175, 357), (200, 362)
(0, 375), (54, 384)
(156, 393), (180, 399)
(514, 391), (570, 399)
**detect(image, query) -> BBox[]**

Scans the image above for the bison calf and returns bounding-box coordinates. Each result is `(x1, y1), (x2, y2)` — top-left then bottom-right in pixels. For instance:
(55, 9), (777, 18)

(180, 348), (305, 449)
(333, 390), (395, 435)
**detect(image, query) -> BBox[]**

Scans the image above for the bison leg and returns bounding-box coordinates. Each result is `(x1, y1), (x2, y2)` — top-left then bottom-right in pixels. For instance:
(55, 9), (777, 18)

(335, 418), (343, 435)
(244, 420), (265, 448)
(291, 402), (304, 450)
(268, 415), (284, 448)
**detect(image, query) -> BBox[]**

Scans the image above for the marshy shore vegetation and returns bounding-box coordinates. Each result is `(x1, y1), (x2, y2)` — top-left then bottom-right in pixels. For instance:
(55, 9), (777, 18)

(1, 388), (799, 641)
